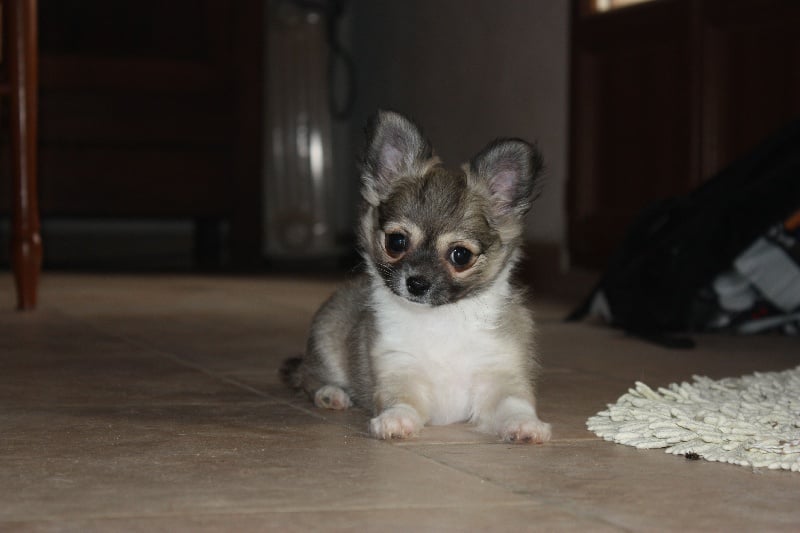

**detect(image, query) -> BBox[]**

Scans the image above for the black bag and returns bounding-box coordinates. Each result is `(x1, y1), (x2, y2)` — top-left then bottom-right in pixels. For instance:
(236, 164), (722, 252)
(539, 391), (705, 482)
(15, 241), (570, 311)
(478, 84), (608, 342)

(567, 119), (800, 348)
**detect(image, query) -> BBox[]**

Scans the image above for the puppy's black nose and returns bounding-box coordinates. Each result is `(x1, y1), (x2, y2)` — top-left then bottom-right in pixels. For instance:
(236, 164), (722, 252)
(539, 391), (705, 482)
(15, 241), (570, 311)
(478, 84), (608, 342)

(406, 276), (431, 297)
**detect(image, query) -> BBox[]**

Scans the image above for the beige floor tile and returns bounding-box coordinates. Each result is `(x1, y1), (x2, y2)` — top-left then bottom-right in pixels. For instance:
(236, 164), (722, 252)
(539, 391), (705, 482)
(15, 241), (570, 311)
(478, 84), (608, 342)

(68, 312), (307, 389)
(536, 369), (628, 440)
(5, 504), (623, 532)
(540, 321), (800, 387)
(1, 401), (533, 522)
(38, 274), (339, 317)
(411, 439), (800, 531)
(2, 272), (799, 532)
(33, 275), (321, 389)
(0, 312), (258, 408)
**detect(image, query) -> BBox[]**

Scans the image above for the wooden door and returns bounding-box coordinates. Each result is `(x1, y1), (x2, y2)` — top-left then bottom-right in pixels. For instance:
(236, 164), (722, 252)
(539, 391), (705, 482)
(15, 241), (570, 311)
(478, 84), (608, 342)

(568, 0), (800, 269)
(1, 0), (264, 267)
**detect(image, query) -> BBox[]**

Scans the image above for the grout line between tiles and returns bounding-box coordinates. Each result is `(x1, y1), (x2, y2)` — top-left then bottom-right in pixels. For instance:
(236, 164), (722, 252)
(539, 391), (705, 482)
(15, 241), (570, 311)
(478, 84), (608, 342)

(110, 336), (347, 426)
(394, 435), (603, 447)
(49, 309), (609, 445)
(402, 445), (638, 532)
(38, 308), (609, 446)
(386, 443), (630, 532)
(44, 309), (248, 389)
(39, 308), (349, 426)
(34, 308), (382, 436)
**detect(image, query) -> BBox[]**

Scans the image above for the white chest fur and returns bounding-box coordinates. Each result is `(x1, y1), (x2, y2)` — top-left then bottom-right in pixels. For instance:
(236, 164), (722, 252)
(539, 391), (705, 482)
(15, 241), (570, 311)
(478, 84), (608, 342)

(370, 282), (518, 425)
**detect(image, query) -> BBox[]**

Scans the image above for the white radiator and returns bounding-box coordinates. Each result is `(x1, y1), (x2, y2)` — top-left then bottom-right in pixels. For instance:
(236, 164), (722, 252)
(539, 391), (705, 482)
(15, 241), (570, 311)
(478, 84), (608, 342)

(263, 0), (351, 260)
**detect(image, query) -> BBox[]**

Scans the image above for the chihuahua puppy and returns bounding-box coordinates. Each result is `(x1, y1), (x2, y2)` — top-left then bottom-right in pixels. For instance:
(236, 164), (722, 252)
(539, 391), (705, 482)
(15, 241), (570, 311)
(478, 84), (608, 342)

(282, 111), (551, 443)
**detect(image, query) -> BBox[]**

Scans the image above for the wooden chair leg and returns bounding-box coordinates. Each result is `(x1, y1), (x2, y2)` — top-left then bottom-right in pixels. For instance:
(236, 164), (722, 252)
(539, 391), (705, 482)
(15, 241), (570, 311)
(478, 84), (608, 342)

(9, 0), (41, 310)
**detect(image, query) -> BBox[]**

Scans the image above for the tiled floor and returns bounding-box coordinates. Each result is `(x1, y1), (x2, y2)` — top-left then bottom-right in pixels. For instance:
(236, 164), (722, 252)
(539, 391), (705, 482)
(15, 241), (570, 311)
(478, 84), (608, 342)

(2, 273), (799, 531)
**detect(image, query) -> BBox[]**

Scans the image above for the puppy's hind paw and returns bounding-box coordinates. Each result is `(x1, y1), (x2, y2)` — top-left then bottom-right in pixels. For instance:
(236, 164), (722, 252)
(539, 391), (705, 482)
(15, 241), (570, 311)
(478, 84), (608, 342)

(313, 385), (352, 410)
(369, 405), (422, 440)
(501, 416), (551, 444)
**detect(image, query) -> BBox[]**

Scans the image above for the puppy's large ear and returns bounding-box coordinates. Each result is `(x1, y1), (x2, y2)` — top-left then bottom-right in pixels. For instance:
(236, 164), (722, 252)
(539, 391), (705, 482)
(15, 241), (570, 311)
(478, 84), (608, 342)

(469, 138), (544, 219)
(361, 110), (434, 205)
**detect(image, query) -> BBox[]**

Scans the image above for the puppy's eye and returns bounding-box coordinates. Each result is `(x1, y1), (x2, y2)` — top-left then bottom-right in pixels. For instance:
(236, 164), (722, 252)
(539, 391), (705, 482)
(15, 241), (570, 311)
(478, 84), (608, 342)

(385, 233), (408, 257)
(449, 246), (474, 269)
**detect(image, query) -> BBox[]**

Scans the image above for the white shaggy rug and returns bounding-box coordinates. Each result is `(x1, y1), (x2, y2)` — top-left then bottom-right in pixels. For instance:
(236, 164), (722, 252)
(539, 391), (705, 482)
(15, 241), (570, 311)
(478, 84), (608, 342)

(587, 365), (800, 471)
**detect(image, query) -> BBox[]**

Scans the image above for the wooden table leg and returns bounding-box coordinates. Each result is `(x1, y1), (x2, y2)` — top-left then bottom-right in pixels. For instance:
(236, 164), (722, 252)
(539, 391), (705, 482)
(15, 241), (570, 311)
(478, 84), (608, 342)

(9, 0), (41, 311)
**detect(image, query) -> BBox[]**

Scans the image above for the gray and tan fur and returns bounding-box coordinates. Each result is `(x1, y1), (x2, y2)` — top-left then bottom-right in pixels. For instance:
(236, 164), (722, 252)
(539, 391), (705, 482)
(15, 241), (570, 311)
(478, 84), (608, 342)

(281, 111), (551, 443)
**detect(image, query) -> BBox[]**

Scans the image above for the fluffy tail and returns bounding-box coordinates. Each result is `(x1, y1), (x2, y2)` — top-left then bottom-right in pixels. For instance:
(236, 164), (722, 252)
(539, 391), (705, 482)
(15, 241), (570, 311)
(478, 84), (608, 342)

(279, 356), (304, 390)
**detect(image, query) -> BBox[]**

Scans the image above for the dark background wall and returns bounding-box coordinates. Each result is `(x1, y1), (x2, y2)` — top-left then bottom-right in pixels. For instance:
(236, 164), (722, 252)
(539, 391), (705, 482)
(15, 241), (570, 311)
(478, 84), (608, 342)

(350, 0), (569, 249)
(1, 0), (796, 274)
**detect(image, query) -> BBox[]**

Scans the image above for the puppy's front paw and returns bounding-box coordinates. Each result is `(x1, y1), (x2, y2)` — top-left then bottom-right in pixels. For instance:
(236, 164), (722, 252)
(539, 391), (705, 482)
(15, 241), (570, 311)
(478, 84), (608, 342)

(500, 415), (551, 444)
(369, 405), (422, 440)
(314, 385), (352, 410)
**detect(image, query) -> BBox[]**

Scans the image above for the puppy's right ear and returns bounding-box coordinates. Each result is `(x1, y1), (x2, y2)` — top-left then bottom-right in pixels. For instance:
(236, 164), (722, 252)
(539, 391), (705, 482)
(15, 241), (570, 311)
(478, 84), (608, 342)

(361, 110), (434, 205)
(469, 138), (544, 220)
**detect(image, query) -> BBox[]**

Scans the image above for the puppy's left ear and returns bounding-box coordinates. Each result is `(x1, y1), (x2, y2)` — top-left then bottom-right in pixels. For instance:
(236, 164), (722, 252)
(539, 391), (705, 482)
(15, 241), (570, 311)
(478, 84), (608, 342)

(361, 110), (434, 205)
(469, 138), (544, 218)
